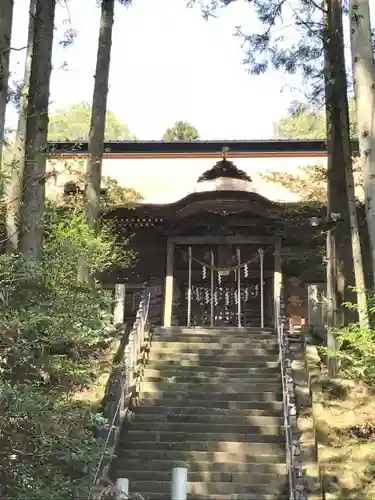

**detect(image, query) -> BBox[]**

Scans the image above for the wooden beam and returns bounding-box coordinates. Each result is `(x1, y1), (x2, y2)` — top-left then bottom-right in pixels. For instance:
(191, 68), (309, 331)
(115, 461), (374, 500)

(170, 235), (275, 245)
(47, 138), (359, 157)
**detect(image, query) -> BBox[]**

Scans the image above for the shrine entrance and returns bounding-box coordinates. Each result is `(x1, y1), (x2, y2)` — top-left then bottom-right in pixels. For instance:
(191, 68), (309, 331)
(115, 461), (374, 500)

(174, 243), (272, 327)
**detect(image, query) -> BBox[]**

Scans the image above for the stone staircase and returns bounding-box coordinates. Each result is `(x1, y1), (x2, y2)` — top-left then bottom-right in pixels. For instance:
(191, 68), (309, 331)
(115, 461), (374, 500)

(110, 326), (288, 499)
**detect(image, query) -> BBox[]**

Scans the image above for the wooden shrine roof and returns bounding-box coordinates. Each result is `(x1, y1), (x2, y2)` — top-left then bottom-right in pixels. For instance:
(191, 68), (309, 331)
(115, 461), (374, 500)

(103, 189), (279, 223)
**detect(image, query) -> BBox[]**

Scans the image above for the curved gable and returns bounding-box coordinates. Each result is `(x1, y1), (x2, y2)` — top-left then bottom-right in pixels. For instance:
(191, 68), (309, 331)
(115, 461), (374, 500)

(104, 189), (280, 222)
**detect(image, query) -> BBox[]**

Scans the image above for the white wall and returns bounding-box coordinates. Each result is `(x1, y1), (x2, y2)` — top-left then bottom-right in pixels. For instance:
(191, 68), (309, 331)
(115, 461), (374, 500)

(46, 155), (327, 204)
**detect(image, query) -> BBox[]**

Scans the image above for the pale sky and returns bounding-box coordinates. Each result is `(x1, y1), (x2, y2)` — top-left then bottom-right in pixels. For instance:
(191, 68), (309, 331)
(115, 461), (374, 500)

(7, 1), (374, 141)
(7, 0), (306, 140)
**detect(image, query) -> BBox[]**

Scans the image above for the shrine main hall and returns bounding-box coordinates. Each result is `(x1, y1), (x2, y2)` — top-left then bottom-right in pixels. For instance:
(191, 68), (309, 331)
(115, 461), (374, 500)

(49, 139), (347, 330)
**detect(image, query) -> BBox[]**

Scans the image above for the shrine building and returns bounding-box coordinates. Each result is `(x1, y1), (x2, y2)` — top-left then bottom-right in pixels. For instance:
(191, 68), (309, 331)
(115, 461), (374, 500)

(48, 139), (360, 331)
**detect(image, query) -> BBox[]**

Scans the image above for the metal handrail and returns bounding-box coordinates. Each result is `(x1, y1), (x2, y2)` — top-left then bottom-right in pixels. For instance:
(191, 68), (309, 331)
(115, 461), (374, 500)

(87, 288), (151, 500)
(276, 301), (296, 500)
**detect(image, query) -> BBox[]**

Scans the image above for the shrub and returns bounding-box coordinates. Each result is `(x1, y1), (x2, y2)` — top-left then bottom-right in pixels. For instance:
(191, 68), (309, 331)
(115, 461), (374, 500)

(0, 204), (133, 499)
(329, 294), (375, 386)
(0, 383), (102, 500)
(333, 323), (375, 385)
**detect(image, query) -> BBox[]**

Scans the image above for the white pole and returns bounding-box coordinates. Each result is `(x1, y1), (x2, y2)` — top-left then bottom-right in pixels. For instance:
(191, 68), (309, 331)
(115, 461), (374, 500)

(114, 283), (126, 325)
(187, 246), (192, 327)
(236, 248), (241, 327)
(116, 478), (129, 500)
(259, 248), (264, 328)
(210, 250), (215, 327)
(171, 467), (188, 500)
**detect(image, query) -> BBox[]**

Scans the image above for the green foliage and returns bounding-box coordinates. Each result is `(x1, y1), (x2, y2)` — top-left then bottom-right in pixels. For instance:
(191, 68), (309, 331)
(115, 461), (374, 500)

(47, 157), (143, 206)
(162, 120), (199, 141)
(332, 323), (375, 385)
(101, 176), (142, 205)
(43, 205), (134, 275)
(327, 295), (375, 386)
(190, 3), (374, 104)
(261, 156), (363, 203)
(48, 102), (136, 141)
(274, 103), (326, 140)
(0, 385), (101, 500)
(262, 164), (328, 202)
(270, 199), (326, 225)
(191, 0), (325, 102)
(264, 98), (362, 202)
(274, 98), (358, 140)
(0, 204), (134, 500)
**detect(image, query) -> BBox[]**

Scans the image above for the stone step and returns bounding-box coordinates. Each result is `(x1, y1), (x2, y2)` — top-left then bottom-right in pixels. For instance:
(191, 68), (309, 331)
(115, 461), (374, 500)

(150, 348), (280, 358)
(141, 370), (281, 383)
(153, 327), (276, 335)
(150, 344), (279, 355)
(135, 397), (284, 412)
(139, 390), (283, 402)
(149, 352), (279, 363)
(140, 381), (282, 394)
(143, 369), (281, 382)
(151, 337), (278, 347)
(113, 470), (285, 486)
(148, 359), (281, 369)
(112, 457), (287, 474)
(127, 421), (283, 435)
(121, 493), (288, 500)
(111, 325), (288, 500)
(122, 435), (285, 455)
(113, 448), (286, 463)
(123, 431), (285, 444)
(132, 411), (283, 426)
(125, 479), (288, 496)
(111, 469), (287, 485)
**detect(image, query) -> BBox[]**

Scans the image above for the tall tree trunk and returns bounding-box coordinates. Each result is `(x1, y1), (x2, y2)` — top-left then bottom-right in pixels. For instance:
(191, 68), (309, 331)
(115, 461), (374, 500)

(19, 0), (56, 260)
(325, 0), (353, 333)
(0, 0), (14, 172)
(340, 106), (369, 328)
(332, 0), (369, 328)
(324, 0), (369, 375)
(6, 0), (36, 252)
(85, 0), (115, 229)
(349, 0), (375, 288)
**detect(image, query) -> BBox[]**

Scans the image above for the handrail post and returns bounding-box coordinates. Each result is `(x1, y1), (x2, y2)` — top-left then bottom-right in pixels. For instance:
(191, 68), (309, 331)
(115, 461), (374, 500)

(116, 478), (129, 499)
(259, 248), (264, 329)
(88, 286), (152, 500)
(276, 285), (299, 500)
(171, 467), (188, 500)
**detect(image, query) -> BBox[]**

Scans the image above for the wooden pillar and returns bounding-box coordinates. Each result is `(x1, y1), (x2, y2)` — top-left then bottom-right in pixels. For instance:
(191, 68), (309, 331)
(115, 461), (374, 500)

(113, 283), (126, 325)
(273, 236), (282, 328)
(163, 238), (175, 327)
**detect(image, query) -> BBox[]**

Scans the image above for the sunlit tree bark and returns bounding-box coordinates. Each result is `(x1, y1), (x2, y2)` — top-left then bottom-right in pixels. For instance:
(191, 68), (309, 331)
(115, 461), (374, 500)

(0, 0), (14, 172)
(19, 0), (56, 259)
(349, 0), (375, 287)
(6, 0), (36, 252)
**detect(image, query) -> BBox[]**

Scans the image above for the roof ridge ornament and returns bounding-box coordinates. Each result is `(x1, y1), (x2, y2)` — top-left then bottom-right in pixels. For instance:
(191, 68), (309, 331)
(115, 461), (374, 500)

(222, 145), (230, 160)
(197, 148), (252, 183)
